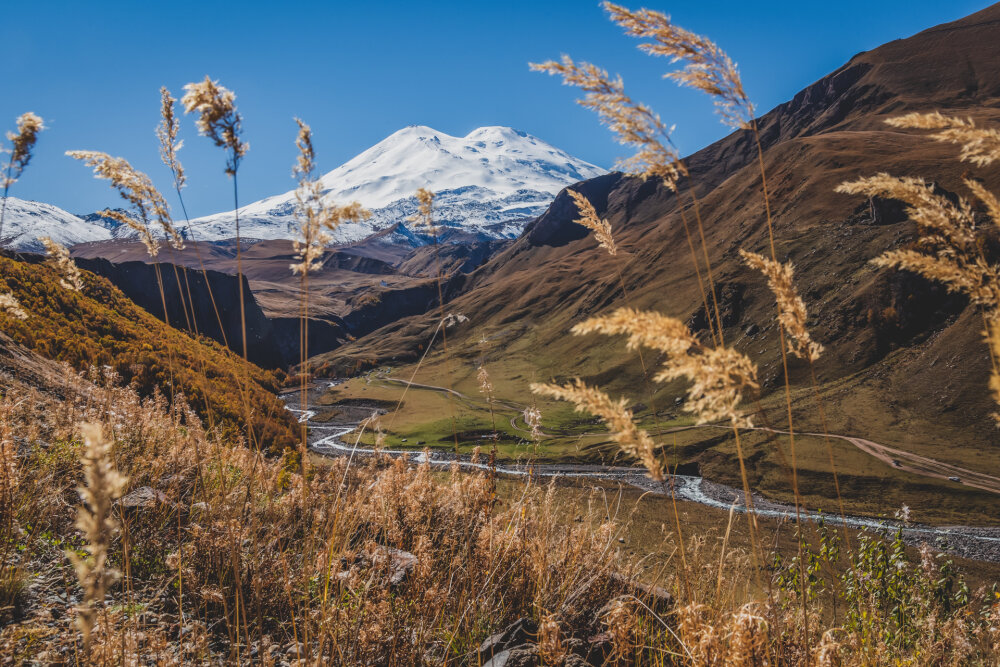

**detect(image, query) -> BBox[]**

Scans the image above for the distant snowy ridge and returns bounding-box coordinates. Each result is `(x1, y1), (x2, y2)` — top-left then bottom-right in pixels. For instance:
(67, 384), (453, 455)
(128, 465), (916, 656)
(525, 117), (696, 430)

(0, 197), (111, 251)
(187, 125), (606, 244)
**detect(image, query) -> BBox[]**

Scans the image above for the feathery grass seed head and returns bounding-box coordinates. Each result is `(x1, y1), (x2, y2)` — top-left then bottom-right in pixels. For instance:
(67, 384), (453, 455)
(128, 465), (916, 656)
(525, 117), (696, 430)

(156, 88), (185, 190)
(0, 293), (27, 321)
(289, 119), (369, 275)
(574, 308), (758, 427)
(181, 76), (248, 175)
(531, 55), (684, 188)
(604, 2), (753, 129)
(407, 188), (440, 235)
(885, 112), (1000, 167)
(66, 150), (183, 256)
(531, 379), (663, 480)
(739, 249), (823, 361)
(68, 422), (127, 652)
(477, 365), (494, 403)
(2, 112), (45, 189)
(568, 189), (617, 255)
(837, 174), (1000, 308)
(523, 405), (543, 442)
(40, 236), (84, 292)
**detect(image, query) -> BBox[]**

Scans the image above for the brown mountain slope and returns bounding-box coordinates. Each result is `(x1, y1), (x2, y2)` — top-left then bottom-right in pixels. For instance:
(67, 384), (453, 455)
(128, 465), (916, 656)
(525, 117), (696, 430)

(313, 5), (1000, 490)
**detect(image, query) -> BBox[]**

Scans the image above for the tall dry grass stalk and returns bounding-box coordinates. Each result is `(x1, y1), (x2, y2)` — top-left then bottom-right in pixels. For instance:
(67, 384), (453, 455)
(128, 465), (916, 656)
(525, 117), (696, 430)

(66, 151), (183, 257)
(477, 364), (498, 438)
(567, 189), (617, 255)
(0, 112), (45, 243)
(155, 85), (252, 455)
(290, 118), (368, 464)
(599, 6), (829, 619)
(290, 119), (370, 277)
(40, 236), (84, 292)
(158, 86), (230, 346)
(522, 404), (543, 443)
(532, 378), (664, 480)
(534, 22), (768, 568)
(153, 87), (201, 333)
(180, 77), (269, 459)
(68, 422), (127, 654)
(574, 308), (758, 428)
(739, 250), (823, 362)
(181, 76), (251, 362)
(406, 188), (462, 451)
(68, 149), (188, 413)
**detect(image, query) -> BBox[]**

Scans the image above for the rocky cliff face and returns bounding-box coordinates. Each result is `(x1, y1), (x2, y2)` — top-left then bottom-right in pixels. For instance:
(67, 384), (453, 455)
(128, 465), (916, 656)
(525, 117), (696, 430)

(73, 257), (346, 369)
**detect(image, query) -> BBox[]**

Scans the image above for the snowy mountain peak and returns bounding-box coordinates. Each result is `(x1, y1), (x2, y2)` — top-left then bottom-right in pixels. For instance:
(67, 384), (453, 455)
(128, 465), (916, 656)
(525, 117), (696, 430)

(188, 125), (606, 245)
(0, 197), (111, 251)
(464, 126), (528, 142)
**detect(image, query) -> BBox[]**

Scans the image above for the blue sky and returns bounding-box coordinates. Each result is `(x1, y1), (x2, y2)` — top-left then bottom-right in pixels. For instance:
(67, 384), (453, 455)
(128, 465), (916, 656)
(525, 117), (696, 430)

(1, 0), (991, 218)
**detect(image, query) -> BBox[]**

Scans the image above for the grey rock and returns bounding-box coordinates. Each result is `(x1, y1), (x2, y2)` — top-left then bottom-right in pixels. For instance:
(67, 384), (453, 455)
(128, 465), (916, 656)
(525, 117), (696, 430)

(119, 486), (173, 511)
(609, 573), (673, 612)
(479, 618), (538, 663)
(483, 645), (539, 667)
(368, 545), (417, 586)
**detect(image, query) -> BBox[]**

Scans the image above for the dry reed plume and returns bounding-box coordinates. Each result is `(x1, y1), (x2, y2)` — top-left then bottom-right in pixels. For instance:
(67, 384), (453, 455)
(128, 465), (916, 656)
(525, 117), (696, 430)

(1, 112), (44, 191)
(0, 112), (45, 242)
(477, 364), (494, 401)
(181, 76), (253, 367)
(408, 187), (440, 235)
(530, 55), (684, 187)
(65, 151), (183, 257)
(568, 189), (617, 255)
(68, 422), (127, 653)
(603, 2), (754, 130)
(290, 119), (370, 275)
(573, 307), (759, 427)
(40, 236), (84, 292)
(523, 404), (543, 442)
(180, 76), (248, 176)
(157, 87), (185, 191)
(531, 378), (664, 480)
(739, 249), (824, 361)
(0, 293), (27, 321)
(885, 111), (1000, 167)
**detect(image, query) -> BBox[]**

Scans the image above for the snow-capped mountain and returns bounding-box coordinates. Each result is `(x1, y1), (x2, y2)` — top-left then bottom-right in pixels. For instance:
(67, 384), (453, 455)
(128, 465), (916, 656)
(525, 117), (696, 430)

(0, 197), (111, 251)
(187, 125), (606, 244)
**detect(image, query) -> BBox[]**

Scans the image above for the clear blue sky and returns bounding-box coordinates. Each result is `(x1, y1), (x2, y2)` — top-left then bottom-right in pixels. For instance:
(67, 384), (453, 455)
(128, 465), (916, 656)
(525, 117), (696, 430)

(1, 0), (992, 218)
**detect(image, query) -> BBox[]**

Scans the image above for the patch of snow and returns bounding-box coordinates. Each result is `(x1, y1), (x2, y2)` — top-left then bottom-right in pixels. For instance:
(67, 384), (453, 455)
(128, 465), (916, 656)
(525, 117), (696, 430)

(0, 197), (111, 251)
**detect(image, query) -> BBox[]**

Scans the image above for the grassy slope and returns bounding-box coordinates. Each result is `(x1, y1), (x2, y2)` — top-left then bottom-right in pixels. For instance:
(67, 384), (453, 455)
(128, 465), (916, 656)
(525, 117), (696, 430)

(0, 254), (297, 451)
(309, 7), (1000, 524)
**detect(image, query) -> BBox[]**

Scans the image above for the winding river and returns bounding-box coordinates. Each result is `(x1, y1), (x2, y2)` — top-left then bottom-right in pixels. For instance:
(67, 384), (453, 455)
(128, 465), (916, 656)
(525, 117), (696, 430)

(284, 384), (1000, 563)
